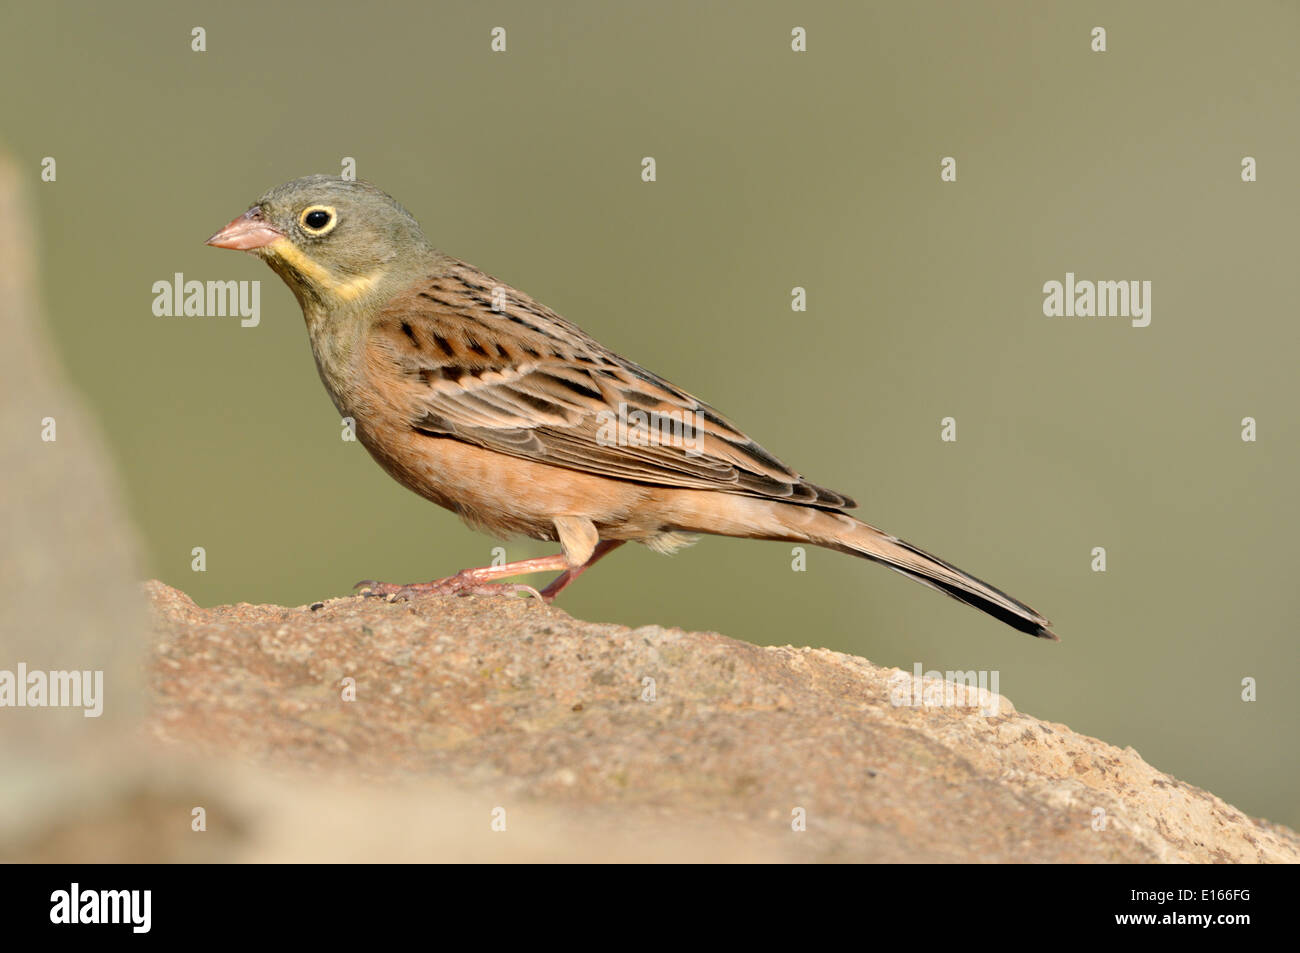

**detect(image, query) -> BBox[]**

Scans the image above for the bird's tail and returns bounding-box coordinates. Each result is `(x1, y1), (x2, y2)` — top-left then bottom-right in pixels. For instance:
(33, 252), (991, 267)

(660, 493), (1056, 640)
(796, 509), (1057, 640)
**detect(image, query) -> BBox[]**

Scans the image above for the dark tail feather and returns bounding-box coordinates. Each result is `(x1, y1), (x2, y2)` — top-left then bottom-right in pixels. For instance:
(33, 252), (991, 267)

(822, 516), (1057, 641)
(879, 561), (1058, 640)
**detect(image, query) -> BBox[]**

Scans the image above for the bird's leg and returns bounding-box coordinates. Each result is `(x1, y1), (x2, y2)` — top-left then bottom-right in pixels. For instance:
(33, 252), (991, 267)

(538, 540), (626, 602)
(356, 553), (573, 603)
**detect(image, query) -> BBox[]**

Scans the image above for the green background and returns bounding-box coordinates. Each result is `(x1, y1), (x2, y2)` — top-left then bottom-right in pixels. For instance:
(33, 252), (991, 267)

(3, 1), (1296, 830)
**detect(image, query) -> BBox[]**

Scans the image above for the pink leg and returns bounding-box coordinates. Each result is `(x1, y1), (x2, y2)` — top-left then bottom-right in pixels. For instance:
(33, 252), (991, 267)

(357, 553), (573, 602)
(538, 540), (626, 602)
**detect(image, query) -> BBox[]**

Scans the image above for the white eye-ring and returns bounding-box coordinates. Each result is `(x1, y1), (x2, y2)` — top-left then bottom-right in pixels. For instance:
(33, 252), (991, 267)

(300, 205), (337, 236)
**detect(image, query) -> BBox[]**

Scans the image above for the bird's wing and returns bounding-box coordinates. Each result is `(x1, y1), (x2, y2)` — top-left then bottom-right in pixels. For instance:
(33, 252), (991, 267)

(364, 259), (856, 509)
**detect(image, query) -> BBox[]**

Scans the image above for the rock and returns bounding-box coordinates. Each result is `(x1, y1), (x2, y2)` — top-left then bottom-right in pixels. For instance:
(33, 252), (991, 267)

(0, 155), (161, 856)
(139, 580), (1298, 863)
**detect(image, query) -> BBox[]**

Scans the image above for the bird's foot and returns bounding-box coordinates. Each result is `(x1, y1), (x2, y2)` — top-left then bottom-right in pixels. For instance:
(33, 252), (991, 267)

(355, 570), (544, 603)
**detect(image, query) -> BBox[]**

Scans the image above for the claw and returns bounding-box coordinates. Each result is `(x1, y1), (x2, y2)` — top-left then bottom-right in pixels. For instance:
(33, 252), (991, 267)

(355, 572), (544, 603)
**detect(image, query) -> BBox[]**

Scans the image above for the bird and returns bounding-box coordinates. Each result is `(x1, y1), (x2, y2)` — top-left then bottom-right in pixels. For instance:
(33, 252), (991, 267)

(207, 175), (1056, 640)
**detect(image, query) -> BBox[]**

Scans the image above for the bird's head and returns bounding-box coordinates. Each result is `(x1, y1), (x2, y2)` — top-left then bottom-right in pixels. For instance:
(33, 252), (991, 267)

(206, 175), (430, 310)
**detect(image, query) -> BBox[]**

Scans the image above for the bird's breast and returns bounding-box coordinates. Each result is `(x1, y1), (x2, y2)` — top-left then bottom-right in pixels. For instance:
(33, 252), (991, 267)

(302, 307), (369, 419)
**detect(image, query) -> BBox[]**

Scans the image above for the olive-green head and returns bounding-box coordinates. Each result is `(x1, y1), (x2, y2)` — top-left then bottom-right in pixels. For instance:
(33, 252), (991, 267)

(207, 175), (431, 309)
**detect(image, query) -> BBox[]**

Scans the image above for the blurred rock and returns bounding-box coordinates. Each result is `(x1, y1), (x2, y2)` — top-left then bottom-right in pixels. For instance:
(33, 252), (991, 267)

(0, 153), (181, 856)
(141, 581), (1299, 863)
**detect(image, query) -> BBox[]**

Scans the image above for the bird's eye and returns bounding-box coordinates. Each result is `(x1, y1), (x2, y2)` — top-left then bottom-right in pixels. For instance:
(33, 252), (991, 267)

(299, 205), (337, 235)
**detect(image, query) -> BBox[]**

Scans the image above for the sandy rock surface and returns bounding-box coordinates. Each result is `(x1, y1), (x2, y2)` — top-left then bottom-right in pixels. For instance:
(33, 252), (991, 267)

(137, 581), (1299, 863)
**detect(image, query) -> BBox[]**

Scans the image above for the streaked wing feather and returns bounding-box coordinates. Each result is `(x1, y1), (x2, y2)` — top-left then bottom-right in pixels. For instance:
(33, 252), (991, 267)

(366, 260), (857, 510)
